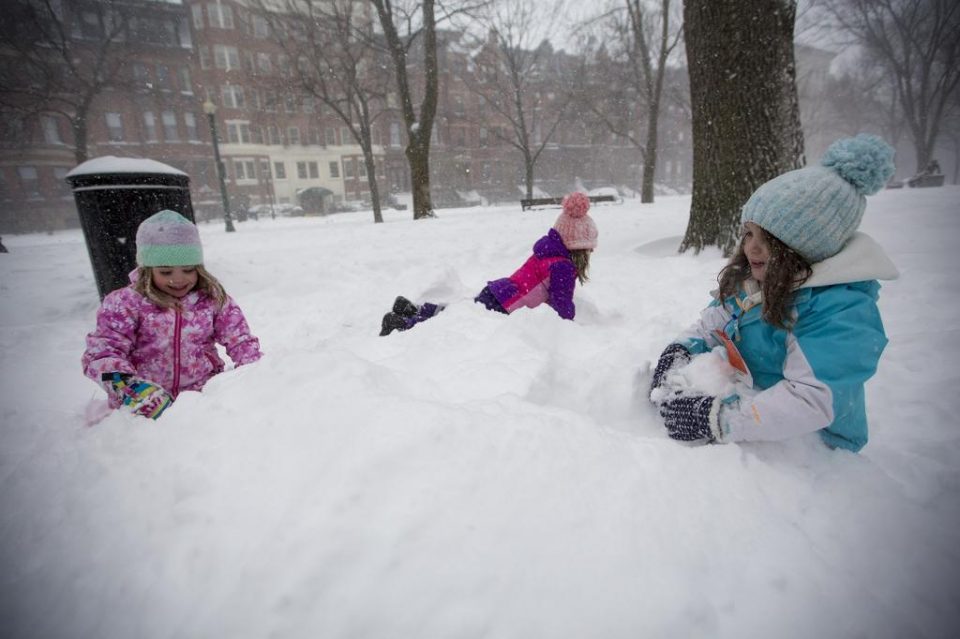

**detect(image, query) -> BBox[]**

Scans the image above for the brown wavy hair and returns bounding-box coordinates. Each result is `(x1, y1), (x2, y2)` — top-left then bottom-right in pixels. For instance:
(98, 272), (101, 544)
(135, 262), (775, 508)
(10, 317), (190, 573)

(133, 265), (227, 310)
(569, 249), (592, 285)
(717, 226), (812, 330)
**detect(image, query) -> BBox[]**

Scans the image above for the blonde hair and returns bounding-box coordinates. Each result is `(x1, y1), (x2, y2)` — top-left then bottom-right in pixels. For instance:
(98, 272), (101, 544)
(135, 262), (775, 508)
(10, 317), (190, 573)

(569, 249), (591, 285)
(133, 265), (227, 309)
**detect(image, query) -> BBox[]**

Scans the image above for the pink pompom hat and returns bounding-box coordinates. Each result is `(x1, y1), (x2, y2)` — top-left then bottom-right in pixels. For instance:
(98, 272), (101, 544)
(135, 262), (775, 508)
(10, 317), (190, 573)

(553, 192), (598, 250)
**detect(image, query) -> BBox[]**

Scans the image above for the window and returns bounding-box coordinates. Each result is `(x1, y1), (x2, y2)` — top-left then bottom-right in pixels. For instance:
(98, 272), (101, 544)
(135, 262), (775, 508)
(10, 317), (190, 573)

(234, 159), (256, 180)
(390, 122), (401, 147)
(192, 4), (204, 28)
(260, 160), (271, 179)
(207, 3), (233, 29)
(178, 67), (192, 94)
(162, 111), (178, 140)
(302, 96), (315, 113)
(283, 94), (297, 113)
(214, 45), (240, 70)
(41, 116), (62, 144)
(253, 15), (269, 38)
(343, 159), (355, 178)
(264, 90), (277, 112)
(226, 121), (251, 144)
(277, 55), (290, 77)
(143, 112), (158, 142)
(286, 126), (300, 146)
(479, 126), (488, 147)
(296, 161), (307, 179)
(221, 85), (245, 108)
(53, 167), (71, 196)
(257, 53), (271, 73)
(133, 63), (150, 88)
(250, 126), (263, 144)
(359, 160), (367, 177)
(308, 161), (319, 178)
(184, 113), (198, 141)
(309, 128), (322, 145)
(105, 113), (124, 141)
(156, 65), (173, 91)
(325, 127), (336, 146)
(328, 161), (339, 178)
(18, 166), (39, 197)
(267, 125), (280, 145)
(274, 161), (286, 179)
(198, 46), (211, 70)
(341, 127), (351, 145)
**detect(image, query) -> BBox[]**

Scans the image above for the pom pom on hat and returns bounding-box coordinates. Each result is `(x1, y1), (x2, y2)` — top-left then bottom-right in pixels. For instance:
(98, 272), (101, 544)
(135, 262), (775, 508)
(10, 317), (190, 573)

(135, 209), (203, 267)
(553, 192), (598, 250)
(740, 134), (895, 263)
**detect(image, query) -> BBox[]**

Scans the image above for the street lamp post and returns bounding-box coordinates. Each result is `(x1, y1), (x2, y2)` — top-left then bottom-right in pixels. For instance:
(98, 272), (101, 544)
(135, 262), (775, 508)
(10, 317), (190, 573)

(203, 99), (235, 233)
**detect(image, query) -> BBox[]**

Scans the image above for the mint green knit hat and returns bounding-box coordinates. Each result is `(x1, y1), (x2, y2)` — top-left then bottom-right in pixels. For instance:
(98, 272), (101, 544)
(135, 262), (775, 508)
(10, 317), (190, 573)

(740, 134), (895, 263)
(135, 210), (203, 267)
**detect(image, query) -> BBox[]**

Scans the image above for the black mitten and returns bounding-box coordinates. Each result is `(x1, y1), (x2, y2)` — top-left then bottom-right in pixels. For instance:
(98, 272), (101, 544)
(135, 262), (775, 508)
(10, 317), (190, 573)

(650, 343), (692, 397)
(658, 394), (719, 442)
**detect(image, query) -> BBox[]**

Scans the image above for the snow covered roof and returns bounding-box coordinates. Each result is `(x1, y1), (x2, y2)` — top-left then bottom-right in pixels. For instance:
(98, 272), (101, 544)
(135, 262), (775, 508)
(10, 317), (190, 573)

(66, 156), (188, 178)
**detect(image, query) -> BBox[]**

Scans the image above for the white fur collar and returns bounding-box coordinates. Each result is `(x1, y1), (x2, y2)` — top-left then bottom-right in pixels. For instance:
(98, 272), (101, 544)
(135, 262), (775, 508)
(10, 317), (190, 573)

(800, 232), (899, 288)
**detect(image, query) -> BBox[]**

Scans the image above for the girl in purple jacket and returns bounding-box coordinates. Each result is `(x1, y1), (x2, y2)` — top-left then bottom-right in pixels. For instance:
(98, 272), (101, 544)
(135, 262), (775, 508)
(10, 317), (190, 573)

(380, 192), (598, 336)
(82, 210), (262, 419)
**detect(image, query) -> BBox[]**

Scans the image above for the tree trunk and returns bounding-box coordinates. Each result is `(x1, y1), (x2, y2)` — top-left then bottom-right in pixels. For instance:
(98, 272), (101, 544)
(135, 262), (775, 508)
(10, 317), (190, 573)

(641, 98), (659, 203)
(680, 0), (804, 255)
(72, 114), (89, 165)
(407, 141), (434, 220)
(524, 150), (535, 199)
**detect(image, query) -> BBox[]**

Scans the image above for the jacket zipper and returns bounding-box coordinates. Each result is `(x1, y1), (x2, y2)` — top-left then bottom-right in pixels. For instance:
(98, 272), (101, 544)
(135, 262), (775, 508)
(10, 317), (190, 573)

(171, 307), (182, 397)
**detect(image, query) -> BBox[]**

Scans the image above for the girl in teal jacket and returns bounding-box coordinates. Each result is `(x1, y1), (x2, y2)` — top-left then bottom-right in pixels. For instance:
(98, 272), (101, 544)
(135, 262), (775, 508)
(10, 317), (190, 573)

(649, 135), (897, 452)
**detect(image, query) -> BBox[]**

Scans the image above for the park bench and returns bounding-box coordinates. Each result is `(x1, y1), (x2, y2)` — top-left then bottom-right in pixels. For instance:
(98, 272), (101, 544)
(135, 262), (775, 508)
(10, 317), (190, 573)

(520, 194), (618, 211)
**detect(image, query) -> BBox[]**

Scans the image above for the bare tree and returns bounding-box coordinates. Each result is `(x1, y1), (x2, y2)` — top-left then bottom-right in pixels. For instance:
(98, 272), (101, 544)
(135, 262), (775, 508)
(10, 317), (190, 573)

(681, 0), (805, 254)
(577, 1), (682, 203)
(0, 0), (134, 164)
(819, 0), (960, 173)
(369, 0), (441, 219)
(466, 0), (574, 199)
(254, 0), (390, 223)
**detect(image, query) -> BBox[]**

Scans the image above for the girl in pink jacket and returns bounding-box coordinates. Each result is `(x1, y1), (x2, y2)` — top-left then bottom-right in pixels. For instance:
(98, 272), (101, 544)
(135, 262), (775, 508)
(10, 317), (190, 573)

(380, 192), (598, 335)
(82, 210), (262, 419)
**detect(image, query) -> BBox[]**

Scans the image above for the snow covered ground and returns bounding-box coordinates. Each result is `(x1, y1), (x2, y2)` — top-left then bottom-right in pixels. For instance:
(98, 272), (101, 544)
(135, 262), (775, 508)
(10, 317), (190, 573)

(1, 187), (959, 638)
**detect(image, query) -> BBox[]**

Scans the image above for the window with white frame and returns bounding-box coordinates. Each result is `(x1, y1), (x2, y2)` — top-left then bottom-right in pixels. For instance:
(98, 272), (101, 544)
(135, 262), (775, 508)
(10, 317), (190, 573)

(253, 15), (268, 37)
(329, 161), (339, 178)
(260, 160), (271, 179)
(207, 3), (233, 29)
(234, 159), (256, 181)
(274, 161), (286, 179)
(343, 159), (355, 178)
(221, 85), (245, 108)
(251, 126), (263, 144)
(192, 4), (204, 28)
(341, 127), (351, 145)
(17, 166), (39, 197)
(214, 45), (240, 70)
(286, 126), (300, 146)
(143, 112), (158, 141)
(308, 161), (318, 178)
(184, 113), (198, 141)
(162, 111), (178, 140)
(105, 113), (124, 141)
(390, 122), (401, 147)
(41, 115), (62, 144)
(178, 67), (192, 93)
(325, 127), (336, 146)
(226, 121), (251, 144)
(267, 125), (280, 145)
(296, 162), (307, 179)
(257, 53), (271, 73)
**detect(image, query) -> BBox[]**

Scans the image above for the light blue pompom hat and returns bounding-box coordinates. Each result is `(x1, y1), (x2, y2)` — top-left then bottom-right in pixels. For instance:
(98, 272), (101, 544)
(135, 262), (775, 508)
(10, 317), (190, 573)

(135, 209), (204, 267)
(740, 134), (895, 263)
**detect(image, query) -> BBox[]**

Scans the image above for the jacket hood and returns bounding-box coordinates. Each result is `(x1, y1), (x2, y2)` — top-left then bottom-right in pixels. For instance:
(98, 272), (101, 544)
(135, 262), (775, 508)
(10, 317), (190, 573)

(801, 232), (899, 288)
(533, 228), (571, 259)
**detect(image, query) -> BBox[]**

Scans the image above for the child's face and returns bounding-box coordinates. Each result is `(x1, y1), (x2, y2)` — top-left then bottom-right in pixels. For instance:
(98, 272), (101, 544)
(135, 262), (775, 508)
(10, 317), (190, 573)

(741, 222), (771, 283)
(151, 266), (199, 298)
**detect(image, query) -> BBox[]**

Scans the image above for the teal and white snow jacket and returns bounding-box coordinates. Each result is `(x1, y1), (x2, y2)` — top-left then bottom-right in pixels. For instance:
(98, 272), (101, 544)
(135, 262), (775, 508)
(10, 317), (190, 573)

(674, 232), (898, 452)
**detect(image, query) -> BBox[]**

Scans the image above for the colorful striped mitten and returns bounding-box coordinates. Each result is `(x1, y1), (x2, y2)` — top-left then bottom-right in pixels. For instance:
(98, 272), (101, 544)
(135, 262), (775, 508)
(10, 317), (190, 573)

(102, 373), (173, 420)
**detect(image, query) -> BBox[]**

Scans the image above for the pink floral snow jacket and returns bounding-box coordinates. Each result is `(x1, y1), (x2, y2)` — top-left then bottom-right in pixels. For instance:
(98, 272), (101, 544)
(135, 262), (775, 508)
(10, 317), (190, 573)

(83, 285), (262, 406)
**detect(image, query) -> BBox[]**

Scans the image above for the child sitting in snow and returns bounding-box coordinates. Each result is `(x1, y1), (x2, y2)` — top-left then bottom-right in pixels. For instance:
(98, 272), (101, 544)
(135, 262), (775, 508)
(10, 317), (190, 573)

(649, 134), (898, 452)
(379, 192), (598, 335)
(82, 210), (262, 419)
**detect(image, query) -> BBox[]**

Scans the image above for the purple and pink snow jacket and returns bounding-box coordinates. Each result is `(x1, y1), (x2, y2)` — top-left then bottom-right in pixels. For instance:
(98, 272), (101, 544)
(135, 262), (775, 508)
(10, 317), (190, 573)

(82, 282), (262, 406)
(486, 228), (579, 320)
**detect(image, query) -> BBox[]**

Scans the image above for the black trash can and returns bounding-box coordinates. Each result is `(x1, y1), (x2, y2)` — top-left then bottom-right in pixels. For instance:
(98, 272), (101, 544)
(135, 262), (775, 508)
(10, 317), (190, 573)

(66, 157), (195, 299)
